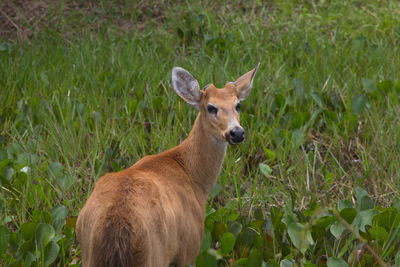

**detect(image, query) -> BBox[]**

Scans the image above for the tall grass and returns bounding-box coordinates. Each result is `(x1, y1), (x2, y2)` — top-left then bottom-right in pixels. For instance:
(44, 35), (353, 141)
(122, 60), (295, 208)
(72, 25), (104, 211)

(1, 0), (400, 265)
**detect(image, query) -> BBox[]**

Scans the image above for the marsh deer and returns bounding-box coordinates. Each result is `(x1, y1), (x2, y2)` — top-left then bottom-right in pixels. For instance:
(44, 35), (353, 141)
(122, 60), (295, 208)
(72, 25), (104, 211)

(76, 65), (259, 267)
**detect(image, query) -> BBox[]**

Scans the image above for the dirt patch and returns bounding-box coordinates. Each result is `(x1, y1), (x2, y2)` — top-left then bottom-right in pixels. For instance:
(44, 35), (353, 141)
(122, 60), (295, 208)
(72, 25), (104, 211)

(0, 0), (167, 42)
(0, 0), (49, 41)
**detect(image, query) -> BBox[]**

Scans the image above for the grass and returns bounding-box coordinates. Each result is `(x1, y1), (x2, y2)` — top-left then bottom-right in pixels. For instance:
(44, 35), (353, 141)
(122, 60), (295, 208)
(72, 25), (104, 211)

(1, 0), (400, 266)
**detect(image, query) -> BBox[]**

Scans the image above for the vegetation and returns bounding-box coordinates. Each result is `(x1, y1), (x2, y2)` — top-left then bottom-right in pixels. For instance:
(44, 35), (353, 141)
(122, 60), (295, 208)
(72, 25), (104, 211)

(1, 0), (400, 266)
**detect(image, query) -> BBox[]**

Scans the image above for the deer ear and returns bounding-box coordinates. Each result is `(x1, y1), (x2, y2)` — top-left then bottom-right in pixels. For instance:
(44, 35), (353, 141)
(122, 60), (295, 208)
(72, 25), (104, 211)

(235, 63), (259, 100)
(172, 67), (201, 107)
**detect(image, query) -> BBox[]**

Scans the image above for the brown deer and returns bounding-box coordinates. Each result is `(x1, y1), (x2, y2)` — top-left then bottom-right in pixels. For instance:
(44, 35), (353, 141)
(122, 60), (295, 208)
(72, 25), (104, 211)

(76, 65), (259, 267)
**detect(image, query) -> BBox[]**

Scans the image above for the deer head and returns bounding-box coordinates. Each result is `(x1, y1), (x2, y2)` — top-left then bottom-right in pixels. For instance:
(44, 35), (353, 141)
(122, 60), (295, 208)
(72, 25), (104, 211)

(172, 65), (259, 145)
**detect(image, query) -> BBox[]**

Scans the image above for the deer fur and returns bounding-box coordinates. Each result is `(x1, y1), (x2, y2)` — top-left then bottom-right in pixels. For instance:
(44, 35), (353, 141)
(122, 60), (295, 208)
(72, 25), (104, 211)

(76, 65), (259, 267)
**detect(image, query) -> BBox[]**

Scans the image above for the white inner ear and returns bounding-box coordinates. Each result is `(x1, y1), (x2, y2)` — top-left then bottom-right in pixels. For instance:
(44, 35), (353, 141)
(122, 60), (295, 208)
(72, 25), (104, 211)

(237, 66), (259, 100)
(172, 67), (201, 106)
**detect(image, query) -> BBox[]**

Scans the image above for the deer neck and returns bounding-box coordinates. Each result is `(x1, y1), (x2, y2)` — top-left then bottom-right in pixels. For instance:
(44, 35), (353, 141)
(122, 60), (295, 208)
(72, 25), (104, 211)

(178, 113), (227, 196)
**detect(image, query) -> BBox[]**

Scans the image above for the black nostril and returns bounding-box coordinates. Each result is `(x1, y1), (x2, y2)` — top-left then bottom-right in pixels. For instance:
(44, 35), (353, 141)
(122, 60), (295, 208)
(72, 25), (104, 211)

(230, 127), (245, 140)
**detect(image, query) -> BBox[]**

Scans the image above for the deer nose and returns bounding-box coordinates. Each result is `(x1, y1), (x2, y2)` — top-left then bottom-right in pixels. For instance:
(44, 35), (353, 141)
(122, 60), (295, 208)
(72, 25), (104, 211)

(229, 127), (245, 143)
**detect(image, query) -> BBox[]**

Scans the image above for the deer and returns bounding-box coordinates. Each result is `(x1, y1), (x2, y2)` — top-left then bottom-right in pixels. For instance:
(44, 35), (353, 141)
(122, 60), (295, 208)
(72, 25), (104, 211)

(76, 65), (259, 267)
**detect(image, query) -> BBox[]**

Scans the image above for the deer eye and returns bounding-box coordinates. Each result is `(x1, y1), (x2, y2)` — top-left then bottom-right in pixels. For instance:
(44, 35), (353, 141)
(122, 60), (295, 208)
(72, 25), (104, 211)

(235, 102), (241, 112)
(207, 105), (218, 114)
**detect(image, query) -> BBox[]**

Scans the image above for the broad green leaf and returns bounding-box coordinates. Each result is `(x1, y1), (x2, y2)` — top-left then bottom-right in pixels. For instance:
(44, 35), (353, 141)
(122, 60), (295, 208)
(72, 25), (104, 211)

(44, 241), (60, 266)
(330, 223), (347, 239)
(229, 221), (243, 238)
(220, 232), (235, 254)
(35, 223), (55, 248)
(338, 200), (353, 211)
(292, 128), (305, 147)
(310, 92), (324, 108)
(233, 258), (248, 267)
(56, 174), (76, 191)
(351, 94), (367, 114)
(247, 249), (262, 267)
(48, 162), (63, 180)
(372, 208), (400, 231)
(24, 252), (36, 267)
(199, 230), (212, 253)
(0, 158), (11, 173)
(259, 163), (272, 177)
(16, 153), (38, 166)
(354, 186), (368, 201)
(0, 225), (9, 254)
(3, 166), (15, 180)
(361, 78), (377, 93)
(327, 257), (349, 267)
(51, 206), (68, 222)
(355, 186), (374, 210)
(20, 222), (37, 241)
(213, 222), (228, 240)
(209, 182), (222, 198)
(238, 227), (257, 247)
(287, 222), (313, 253)
(352, 209), (379, 232)
(339, 208), (357, 224)
(368, 225), (388, 241)
(280, 259), (295, 267)
(195, 249), (218, 267)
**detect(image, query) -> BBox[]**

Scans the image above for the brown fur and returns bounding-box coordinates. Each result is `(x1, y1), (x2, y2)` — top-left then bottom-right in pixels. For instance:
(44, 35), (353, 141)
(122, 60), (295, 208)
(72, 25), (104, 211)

(76, 66), (258, 267)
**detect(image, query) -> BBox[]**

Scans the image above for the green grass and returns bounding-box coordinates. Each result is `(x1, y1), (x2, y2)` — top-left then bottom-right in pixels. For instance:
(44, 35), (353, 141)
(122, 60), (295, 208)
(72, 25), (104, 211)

(1, 0), (400, 266)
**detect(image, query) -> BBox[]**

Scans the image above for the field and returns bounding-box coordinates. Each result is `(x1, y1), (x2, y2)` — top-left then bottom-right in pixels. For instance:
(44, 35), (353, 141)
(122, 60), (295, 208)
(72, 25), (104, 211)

(1, 0), (400, 266)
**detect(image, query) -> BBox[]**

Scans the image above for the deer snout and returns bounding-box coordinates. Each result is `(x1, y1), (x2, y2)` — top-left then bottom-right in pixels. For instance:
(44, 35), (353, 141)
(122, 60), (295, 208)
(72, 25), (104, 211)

(226, 126), (245, 144)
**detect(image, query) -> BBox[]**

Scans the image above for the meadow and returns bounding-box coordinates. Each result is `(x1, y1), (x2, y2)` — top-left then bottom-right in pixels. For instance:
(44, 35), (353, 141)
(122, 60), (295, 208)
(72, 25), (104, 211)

(1, 0), (400, 266)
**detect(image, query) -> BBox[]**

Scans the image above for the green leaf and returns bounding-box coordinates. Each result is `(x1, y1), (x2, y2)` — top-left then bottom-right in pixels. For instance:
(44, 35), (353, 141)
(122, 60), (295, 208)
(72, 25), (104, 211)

(48, 162), (63, 180)
(220, 232), (235, 254)
(378, 80), (393, 91)
(310, 92), (324, 108)
(327, 257), (349, 267)
(3, 166), (15, 180)
(330, 223), (347, 239)
(368, 225), (388, 241)
(292, 128), (305, 147)
(351, 94), (368, 114)
(287, 222), (313, 253)
(0, 225), (9, 254)
(51, 206), (68, 222)
(352, 209), (379, 232)
(247, 249), (262, 267)
(56, 174), (76, 191)
(92, 111), (102, 124)
(229, 221), (242, 238)
(35, 223), (55, 248)
(339, 208), (357, 224)
(233, 258), (248, 267)
(259, 163), (272, 177)
(355, 186), (374, 210)
(354, 186), (368, 201)
(20, 222), (38, 241)
(24, 252), (36, 267)
(238, 227), (257, 247)
(361, 78), (377, 93)
(199, 230), (212, 253)
(337, 200), (353, 211)
(209, 182), (222, 198)
(44, 241), (60, 266)
(40, 72), (49, 85)
(280, 259), (295, 267)
(195, 249), (218, 267)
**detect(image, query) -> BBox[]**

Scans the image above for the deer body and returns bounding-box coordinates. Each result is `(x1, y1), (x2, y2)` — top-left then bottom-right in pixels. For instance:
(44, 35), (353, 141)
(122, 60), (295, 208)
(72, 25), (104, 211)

(76, 66), (258, 267)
